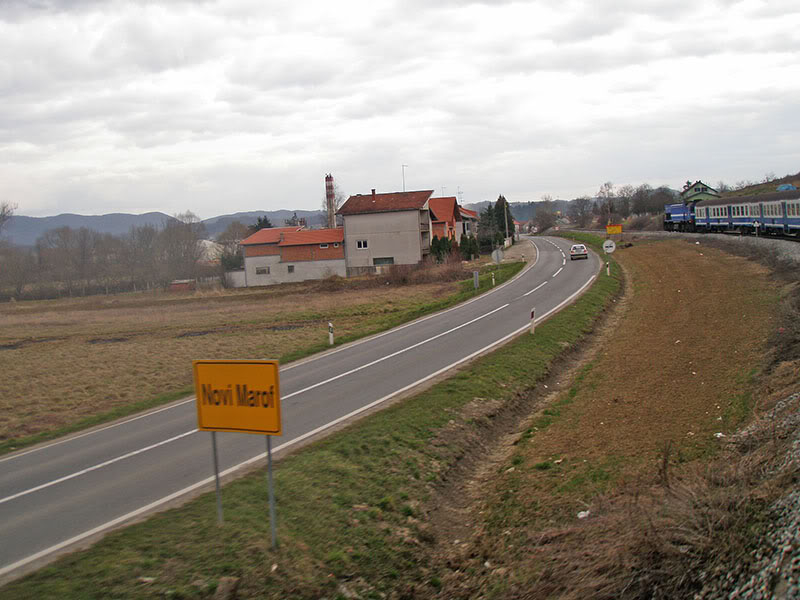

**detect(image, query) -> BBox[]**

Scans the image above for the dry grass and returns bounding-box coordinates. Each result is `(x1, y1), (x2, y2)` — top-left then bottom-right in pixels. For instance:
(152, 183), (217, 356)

(0, 280), (463, 442)
(433, 240), (788, 599)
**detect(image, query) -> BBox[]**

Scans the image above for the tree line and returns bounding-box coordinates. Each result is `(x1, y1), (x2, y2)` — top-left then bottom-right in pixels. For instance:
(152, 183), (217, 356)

(0, 212), (213, 300)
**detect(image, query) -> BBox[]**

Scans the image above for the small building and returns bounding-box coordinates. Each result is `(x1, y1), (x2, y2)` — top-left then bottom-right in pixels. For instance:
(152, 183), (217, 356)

(680, 180), (719, 202)
(428, 196), (461, 243)
(337, 189), (433, 275)
(459, 207), (478, 239)
(239, 227), (345, 286)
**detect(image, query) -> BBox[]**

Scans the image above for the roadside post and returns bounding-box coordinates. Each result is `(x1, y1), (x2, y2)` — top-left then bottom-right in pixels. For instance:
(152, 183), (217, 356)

(473, 271), (479, 290)
(491, 272), (496, 287)
(328, 322), (334, 346)
(530, 308), (536, 334)
(602, 239), (616, 277)
(193, 359), (282, 547)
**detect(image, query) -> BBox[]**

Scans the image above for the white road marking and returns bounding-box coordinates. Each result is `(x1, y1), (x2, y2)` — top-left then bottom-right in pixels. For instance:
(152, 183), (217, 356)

(552, 267), (563, 278)
(283, 303), (510, 400)
(562, 258), (566, 265)
(0, 265), (598, 582)
(0, 430), (198, 506)
(0, 401), (195, 464)
(523, 281), (548, 296)
(0, 304), (511, 502)
(0, 242), (542, 465)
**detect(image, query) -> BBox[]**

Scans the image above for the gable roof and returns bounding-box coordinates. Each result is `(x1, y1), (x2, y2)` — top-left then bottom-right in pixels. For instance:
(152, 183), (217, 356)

(680, 180), (718, 199)
(278, 228), (344, 246)
(460, 207), (478, 220)
(428, 196), (460, 223)
(338, 190), (433, 215)
(240, 226), (303, 246)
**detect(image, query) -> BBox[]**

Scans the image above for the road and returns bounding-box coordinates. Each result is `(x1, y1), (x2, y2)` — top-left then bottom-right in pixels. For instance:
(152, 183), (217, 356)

(0, 236), (599, 581)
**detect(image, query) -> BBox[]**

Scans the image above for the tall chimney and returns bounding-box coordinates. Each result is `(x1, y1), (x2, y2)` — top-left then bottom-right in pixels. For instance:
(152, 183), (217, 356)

(325, 173), (335, 229)
(371, 188), (376, 200)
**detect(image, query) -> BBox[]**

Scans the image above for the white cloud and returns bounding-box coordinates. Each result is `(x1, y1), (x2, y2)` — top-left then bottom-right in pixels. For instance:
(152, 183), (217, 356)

(0, 0), (798, 218)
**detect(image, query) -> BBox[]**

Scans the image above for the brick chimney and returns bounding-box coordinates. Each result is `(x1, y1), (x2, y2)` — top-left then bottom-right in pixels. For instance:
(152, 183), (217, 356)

(371, 188), (376, 201)
(325, 173), (335, 229)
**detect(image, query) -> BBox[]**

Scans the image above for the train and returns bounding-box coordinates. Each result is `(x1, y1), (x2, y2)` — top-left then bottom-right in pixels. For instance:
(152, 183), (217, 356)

(664, 189), (800, 236)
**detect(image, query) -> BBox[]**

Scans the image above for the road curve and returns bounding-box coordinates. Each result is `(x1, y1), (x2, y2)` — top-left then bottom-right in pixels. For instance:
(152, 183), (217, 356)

(0, 236), (600, 581)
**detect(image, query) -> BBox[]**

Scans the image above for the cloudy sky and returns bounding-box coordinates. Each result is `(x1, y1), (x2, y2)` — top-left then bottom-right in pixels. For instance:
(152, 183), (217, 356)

(1, 0), (798, 219)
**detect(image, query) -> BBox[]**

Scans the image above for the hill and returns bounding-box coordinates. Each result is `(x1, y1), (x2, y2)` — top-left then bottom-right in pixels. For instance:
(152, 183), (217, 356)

(1, 209), (328, 246)
(722, 170), (800, 197)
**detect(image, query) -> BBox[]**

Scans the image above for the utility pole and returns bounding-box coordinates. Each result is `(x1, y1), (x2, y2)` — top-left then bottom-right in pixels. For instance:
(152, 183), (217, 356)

(457, 186), (463, 203)
(442, 186), (447, 197)
(402, 164), (408, 192)
(504, 197), (510, 241)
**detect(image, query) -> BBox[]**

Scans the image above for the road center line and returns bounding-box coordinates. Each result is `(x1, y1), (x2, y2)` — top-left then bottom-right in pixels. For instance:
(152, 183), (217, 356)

(552, 267), (563, 278)
(523, 281), (548, 296)
(283, 303), (510, 400)
(0, 430), (198, 506)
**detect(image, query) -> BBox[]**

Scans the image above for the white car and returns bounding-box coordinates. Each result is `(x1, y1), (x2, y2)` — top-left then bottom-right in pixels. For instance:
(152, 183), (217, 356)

(569, 244), (588, 260)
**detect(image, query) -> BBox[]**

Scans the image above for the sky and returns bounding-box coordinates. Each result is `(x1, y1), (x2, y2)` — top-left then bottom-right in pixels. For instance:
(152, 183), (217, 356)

(1, 0), (799, 219)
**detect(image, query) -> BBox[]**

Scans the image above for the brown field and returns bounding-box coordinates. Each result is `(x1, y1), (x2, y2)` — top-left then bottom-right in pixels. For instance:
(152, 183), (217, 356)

(0, 278), (463, 443)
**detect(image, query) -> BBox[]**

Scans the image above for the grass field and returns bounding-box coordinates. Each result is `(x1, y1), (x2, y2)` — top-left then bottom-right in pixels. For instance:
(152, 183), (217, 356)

(0, 260), (522, 454)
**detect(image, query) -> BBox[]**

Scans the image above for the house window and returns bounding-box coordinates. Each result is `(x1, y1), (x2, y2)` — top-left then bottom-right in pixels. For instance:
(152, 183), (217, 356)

(287, 265), (294, 273)
(256, 267), (269, 275)
(320, 243), (328, 249)
(357, 240), (368, 249)
(373, 257), (394, 266)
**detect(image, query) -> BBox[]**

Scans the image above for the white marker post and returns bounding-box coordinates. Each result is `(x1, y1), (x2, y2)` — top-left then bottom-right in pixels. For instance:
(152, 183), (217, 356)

(491, 272), (496, 287)
(328, 322), (334, 346)
(530, 308), (536, 334)
(606, 262), (610, 276)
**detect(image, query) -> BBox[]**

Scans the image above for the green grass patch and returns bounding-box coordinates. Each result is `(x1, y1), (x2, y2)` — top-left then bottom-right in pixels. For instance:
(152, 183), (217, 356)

(1, 252), (620, 599)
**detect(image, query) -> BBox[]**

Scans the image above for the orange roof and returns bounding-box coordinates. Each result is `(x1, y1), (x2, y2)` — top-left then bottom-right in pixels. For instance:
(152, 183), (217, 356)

(338, 190), (433, 215)
(428, 196), (459, 223)
(460, 207), (478, 219)
(240, 226), (303, 246)
(278, 228), (344, 246)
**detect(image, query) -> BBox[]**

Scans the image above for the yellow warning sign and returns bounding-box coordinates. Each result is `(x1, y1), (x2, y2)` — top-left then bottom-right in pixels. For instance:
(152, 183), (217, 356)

(193, 360), (281, 435)
(606, 224), (622, 235)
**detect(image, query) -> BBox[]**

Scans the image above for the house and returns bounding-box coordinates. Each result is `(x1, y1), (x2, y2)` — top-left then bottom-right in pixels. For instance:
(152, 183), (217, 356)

(238, 226), (345, 286)
(680, 180), (719, 202)
(459, 207), (478, 239)
(428, 196), (463, 243)
(337, 189), (433, 275)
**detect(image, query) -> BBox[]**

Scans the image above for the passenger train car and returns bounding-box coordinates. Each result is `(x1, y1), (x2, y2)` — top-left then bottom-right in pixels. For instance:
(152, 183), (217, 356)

(664, 190), (800, 236)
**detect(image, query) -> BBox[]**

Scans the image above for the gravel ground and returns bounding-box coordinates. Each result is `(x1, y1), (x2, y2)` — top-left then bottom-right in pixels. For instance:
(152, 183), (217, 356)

(696, 393), (800, 600)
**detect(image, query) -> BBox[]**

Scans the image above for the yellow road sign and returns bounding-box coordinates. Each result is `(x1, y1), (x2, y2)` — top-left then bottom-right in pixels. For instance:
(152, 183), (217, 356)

(606, 224), (622, 235)
(193, 360), (282, 435)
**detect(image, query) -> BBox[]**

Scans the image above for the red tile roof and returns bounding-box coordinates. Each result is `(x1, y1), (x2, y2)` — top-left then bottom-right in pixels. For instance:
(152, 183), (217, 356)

(278, 228), (344, 246)
(460, 207), (478, 219)
(338, 190), (433, 215)
(428, 196), (459, 222)
(240, 226), (303, 246)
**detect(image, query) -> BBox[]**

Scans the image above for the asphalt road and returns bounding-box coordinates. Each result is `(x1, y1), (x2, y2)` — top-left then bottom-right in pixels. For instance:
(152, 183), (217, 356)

(0, 236), (600, 581)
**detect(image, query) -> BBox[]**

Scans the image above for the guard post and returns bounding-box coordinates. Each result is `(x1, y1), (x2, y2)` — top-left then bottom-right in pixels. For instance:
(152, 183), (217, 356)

(328, 322), (334, 346)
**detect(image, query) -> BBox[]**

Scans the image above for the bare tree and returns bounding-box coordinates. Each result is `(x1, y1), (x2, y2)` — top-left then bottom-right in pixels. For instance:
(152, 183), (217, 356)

(616, 184), (634, 218)
(0, 201), (15, 234)
(534, 197), (557, 232)
(568, 196), (593, 228)
(159, 212), (206, 283)
(0, 242), (35, 298)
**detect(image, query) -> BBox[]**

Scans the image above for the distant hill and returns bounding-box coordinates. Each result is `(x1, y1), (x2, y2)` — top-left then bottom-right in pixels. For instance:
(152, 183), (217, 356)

(1, 209), (329, 246)
(203, 210), (327, 238)
(465, 200), (571, 222)
(1, 212), (174, 247)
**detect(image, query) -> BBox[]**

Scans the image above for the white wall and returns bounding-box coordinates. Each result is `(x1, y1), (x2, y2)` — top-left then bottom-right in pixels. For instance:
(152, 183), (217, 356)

(243, 254), (345, 286)
(343, 211), (423, 268)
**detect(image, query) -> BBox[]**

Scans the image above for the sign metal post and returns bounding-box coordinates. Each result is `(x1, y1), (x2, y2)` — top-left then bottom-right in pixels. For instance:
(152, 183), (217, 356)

(211, 431), (224, 525)
(266, 436), (277, 548)
(193, 359), (282, 546)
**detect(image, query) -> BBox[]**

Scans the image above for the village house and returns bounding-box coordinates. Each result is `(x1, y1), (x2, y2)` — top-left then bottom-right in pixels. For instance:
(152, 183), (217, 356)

(238, 226), (345, 286)
(459, 206), (478, 240)
(337, 189), (433, 275)
(428, 196), (461, 243)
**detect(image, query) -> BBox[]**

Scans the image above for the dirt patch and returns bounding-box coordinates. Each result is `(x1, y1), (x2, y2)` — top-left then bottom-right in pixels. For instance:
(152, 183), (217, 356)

(423, 239), (783, 598)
